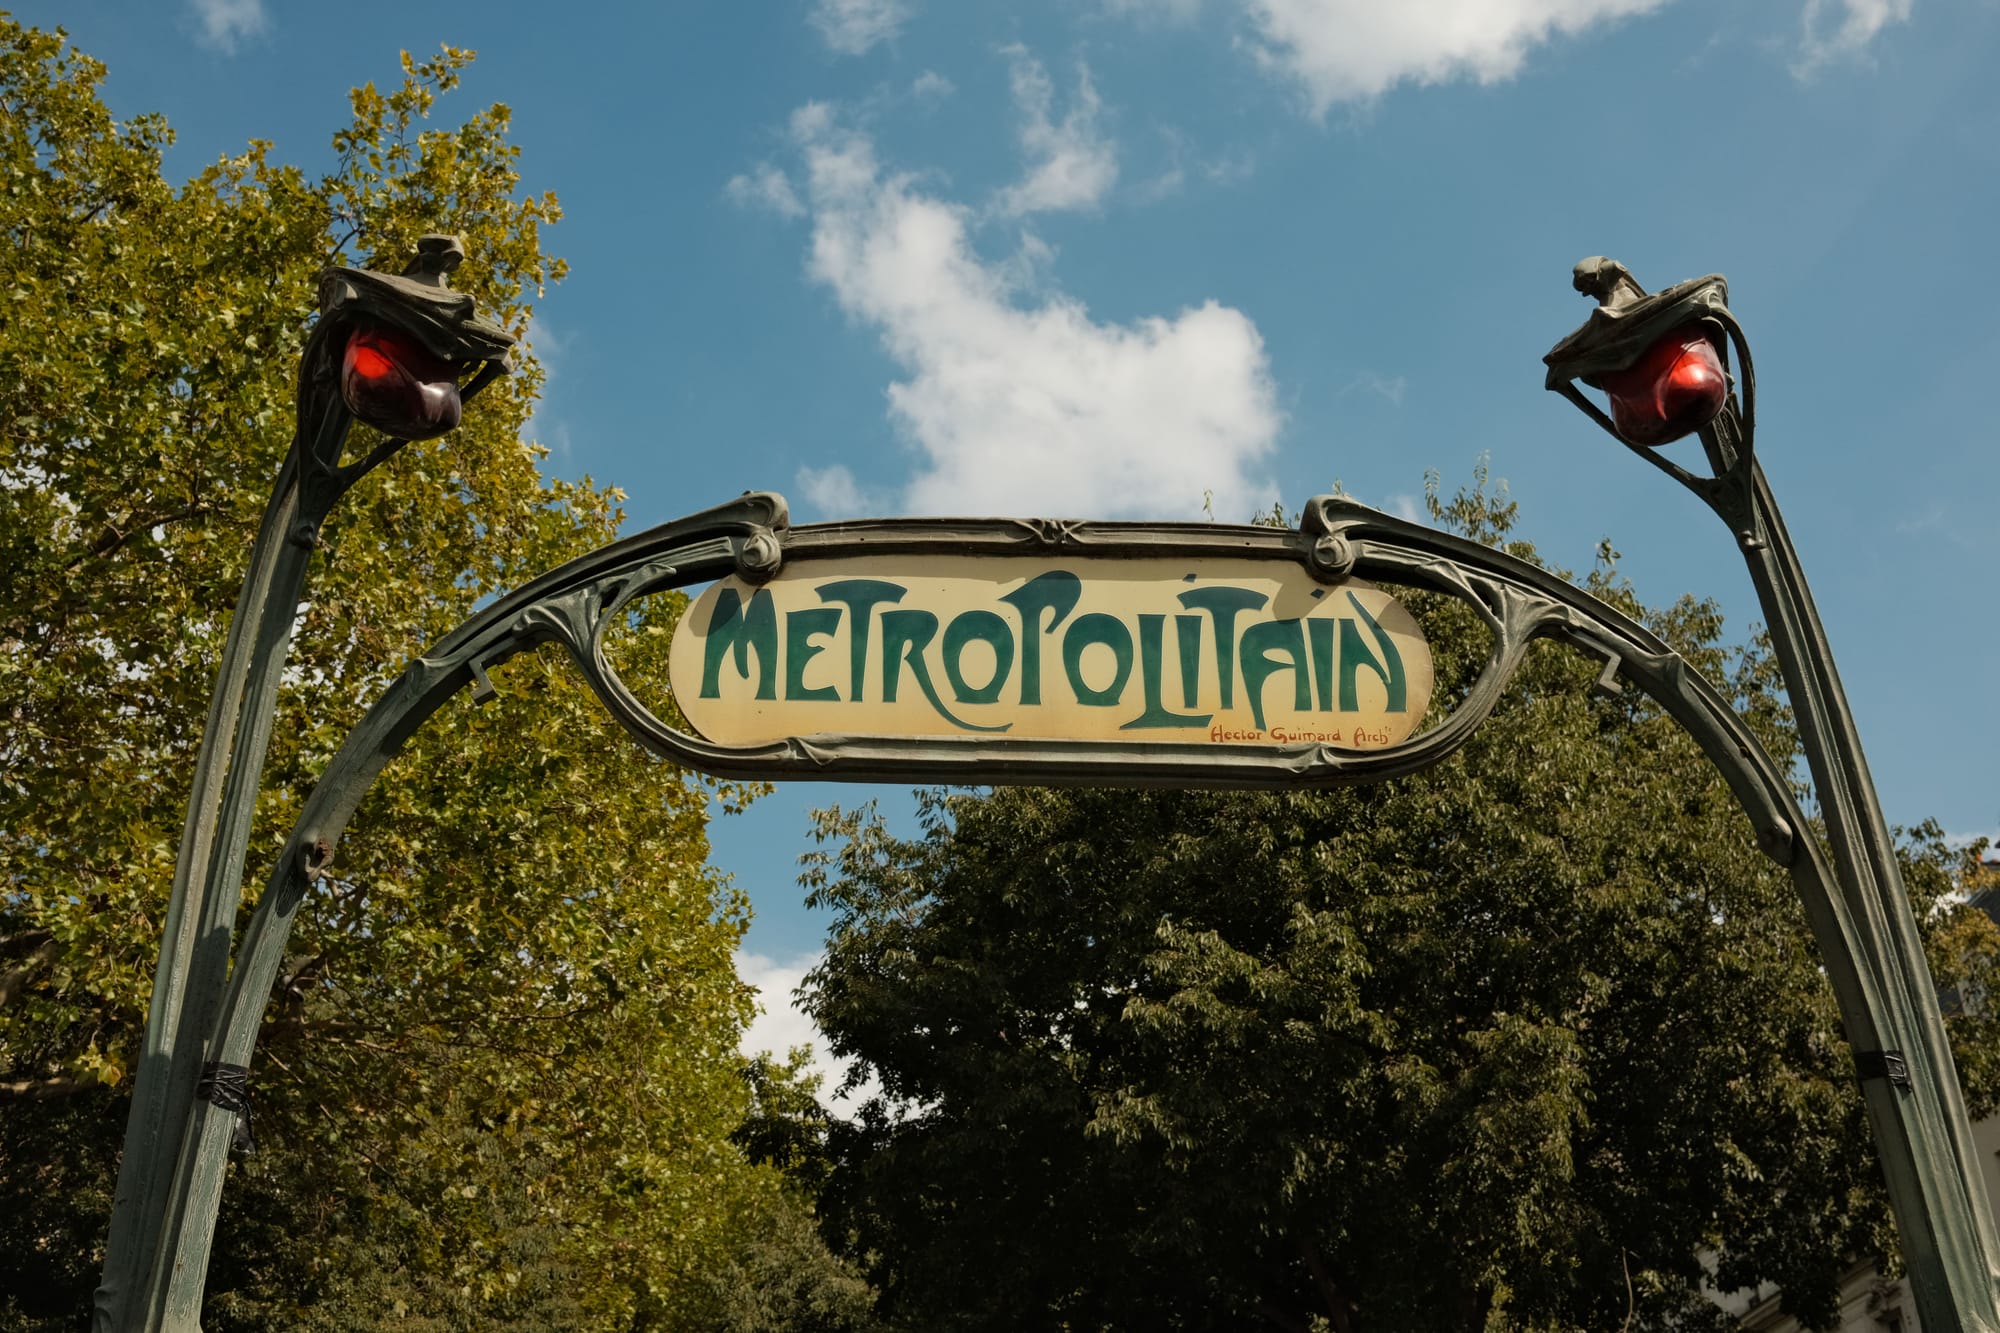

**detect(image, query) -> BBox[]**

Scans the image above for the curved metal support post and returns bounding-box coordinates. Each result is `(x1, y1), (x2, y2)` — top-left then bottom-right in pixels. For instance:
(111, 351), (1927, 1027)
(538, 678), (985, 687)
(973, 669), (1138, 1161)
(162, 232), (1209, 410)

(150, 492), (785, 1323)
(1730, 455), (2000, 1330)
(1546, 260), (2000, 1330)
(149, 485), (1917, 1323)
(100, 239), (515, 1333)
(97, 322), (352, 1333)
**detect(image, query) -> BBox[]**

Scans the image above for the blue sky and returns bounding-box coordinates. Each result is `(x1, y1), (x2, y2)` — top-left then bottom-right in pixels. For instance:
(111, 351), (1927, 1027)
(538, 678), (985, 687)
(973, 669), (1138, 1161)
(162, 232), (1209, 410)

(29, 0), (2000, 1076)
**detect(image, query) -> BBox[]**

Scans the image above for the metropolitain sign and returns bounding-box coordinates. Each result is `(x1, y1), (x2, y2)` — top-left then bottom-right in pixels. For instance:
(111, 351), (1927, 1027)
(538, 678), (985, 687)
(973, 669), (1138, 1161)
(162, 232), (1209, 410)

(667, 554), (1434, 748)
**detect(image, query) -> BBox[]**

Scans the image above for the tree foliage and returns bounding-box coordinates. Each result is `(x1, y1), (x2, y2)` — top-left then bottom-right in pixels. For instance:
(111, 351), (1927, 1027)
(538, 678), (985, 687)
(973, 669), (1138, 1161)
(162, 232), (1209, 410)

(0, 22), (855, 1328)
(692, 1051), (884, 1333)
(800, 469), (2000, 1332)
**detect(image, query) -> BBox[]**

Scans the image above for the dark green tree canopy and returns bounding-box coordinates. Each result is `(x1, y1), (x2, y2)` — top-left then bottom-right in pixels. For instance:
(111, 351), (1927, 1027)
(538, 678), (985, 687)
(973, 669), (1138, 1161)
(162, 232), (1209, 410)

(800, 473), (2000, 1333)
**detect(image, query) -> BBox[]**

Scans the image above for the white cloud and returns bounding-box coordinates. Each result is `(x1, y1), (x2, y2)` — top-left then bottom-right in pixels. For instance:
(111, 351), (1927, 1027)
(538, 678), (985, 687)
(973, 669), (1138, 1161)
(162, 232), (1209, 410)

(1794, 0), (1911, 73)
(912, 70), (956, 102)
(810, 0), (915, 56)
(736, 950), (822, 1062)
(1136, 128), (1256, 202)
(994, 47), (1120, 217)
(737, 949), (877, 1112)
(188, 0), (266, 53)
(790, 110), (1280, 521)
(1111, 0), (1903, 111)
(790, 101), (839, 142)
(519, 315), (573, 460)
(1236, 0), (1671, 111)
(1202, 149), (1257, 187)
(798, 463), (876, 517)
(1341, 370), (1408, 406)
(725, 163), (806, 219)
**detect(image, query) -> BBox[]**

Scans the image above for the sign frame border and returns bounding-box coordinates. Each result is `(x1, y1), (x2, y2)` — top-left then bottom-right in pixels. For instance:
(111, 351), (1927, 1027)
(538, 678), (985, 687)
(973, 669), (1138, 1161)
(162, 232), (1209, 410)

(518, 491), (1603, 793)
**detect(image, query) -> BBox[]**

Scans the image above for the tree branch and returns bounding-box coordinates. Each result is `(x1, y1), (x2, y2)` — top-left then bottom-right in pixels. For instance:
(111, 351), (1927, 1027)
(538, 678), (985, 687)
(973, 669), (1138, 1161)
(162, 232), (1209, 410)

(0, 935), (59, 1008)
(64, 502), (213, 573)
(0, 1072), (91, 1100)
(1300, 1239), (1356, 1333)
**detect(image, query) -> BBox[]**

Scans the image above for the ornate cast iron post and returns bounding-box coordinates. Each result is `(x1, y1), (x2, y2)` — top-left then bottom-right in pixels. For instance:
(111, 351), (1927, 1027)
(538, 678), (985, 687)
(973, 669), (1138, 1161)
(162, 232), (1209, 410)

(96, 237), (512, 1333)
(1545, 258), (2000, 1330)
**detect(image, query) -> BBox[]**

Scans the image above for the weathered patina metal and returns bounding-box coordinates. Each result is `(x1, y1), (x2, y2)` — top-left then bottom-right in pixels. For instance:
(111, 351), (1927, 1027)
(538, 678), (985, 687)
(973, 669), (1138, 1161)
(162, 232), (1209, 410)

(1548, 258), (2000, 1331)
(115, 248), (2000, 1331)
(153, 482), (1867, 1320)
(96, 238), (514, 1333)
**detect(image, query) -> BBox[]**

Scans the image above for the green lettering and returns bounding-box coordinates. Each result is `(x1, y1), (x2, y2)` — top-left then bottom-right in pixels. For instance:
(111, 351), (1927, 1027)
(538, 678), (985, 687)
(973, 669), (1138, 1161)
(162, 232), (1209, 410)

(942, 609), (1014, 705)
(881, 610), (1010, 733)
(1175, 614), (1203, 708)
(1240, 619), (1310, 731)
(1121, 613), (1211, 730)
(1308, 617), (1335, 711)
(999, 571), (1082, 705)
(784, 607), (841, 702)
(1339, 592), (1407, 713)
(817, 579), (906, 702)
(700, 586), (778, 701)
(1062, 613), (1134, 707)
(1177, 586), (1267, 708)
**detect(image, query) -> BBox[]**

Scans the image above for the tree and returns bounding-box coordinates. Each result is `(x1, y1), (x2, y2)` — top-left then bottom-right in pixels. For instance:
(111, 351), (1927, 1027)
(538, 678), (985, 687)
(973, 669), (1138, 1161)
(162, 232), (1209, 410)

(685, 1051), (884, 1333)
(0, 22), (834, 1328)
(798, 469), (2000, 1332)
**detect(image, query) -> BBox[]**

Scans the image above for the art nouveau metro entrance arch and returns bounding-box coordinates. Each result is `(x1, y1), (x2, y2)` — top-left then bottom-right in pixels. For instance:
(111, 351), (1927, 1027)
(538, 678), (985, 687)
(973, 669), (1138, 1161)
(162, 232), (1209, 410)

(145, 485), (1999, 1328)
(97, 242), (2000, 1330)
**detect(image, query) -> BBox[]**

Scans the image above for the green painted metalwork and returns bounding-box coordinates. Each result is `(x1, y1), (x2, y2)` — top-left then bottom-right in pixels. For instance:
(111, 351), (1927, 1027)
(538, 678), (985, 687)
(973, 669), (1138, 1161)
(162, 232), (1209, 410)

(143, 479), (1943, 1323)
(1546, 258), (2000, 1331)
(109, 251), (2000, 1329)
(94, 238), (513, 1333)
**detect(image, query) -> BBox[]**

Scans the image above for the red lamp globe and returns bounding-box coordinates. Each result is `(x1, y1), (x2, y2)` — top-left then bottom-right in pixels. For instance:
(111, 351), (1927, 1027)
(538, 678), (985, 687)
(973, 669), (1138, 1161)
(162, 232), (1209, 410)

(340, 324), (463, 440)
(1596, 324), (1728, 447)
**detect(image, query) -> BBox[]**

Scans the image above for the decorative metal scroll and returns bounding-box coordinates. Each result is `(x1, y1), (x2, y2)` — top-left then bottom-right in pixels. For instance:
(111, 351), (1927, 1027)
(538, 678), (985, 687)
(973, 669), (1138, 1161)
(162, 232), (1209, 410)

(295, 492), (1796, 825)
(200, 485), (1839, 1042)
(192, 485), (1831, 1042)
(159, 486), (1847, 1316)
